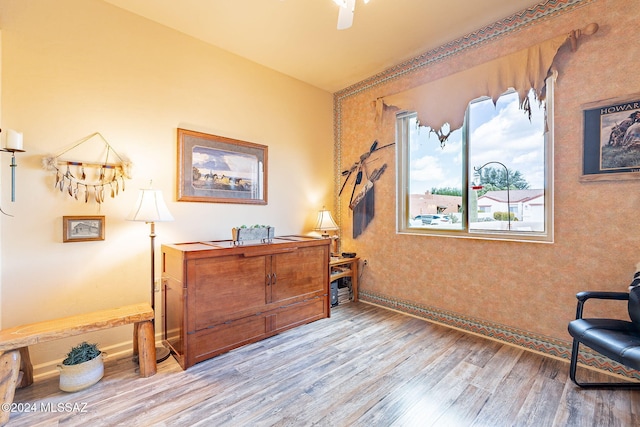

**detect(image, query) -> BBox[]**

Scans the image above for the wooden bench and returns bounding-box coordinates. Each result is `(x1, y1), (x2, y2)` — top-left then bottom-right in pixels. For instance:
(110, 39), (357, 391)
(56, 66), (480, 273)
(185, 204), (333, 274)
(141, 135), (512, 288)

(0, 303), (157, 425)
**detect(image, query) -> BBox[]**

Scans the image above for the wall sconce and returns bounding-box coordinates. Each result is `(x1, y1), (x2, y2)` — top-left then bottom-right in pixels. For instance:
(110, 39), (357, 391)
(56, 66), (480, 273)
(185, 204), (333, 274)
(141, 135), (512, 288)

(0, 129), (25, 215)
(315, 206), (339, 255)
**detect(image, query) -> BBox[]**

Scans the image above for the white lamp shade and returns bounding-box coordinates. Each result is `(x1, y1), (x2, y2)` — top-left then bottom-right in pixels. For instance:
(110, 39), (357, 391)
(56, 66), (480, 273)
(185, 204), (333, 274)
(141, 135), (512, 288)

(127, 189), (174, 222)
(315, 208), (339, 231)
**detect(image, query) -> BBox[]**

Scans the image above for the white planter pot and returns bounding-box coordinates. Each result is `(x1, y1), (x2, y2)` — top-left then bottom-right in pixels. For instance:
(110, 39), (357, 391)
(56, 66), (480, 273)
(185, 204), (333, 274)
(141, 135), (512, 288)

(58, 354), (104, 392)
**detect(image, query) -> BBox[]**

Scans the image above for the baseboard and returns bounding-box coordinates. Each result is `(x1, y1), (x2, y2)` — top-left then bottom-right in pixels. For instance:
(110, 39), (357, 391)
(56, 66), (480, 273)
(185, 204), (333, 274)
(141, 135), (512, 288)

(360, 290), (640, 381)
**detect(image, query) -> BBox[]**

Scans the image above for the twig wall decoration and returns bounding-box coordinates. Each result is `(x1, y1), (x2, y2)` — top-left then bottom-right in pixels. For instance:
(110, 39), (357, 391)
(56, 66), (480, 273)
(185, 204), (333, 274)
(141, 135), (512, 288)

(42, 132), (132, 205)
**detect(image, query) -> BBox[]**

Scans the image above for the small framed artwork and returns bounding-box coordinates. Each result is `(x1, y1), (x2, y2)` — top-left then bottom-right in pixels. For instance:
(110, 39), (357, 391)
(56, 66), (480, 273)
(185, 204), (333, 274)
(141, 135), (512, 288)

(63, 216), (105, 242)
(581, 93), (640, 182)
(177, 128), (268, 204)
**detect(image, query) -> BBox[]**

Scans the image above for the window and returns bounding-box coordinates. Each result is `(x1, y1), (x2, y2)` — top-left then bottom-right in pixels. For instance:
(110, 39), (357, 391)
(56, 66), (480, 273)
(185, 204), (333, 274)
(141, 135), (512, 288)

(396, 79), (554, 242)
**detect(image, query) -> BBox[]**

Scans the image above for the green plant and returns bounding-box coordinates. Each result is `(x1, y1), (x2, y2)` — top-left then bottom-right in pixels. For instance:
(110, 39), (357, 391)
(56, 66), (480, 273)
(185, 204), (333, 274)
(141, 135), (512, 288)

(62, 341), (101, 365)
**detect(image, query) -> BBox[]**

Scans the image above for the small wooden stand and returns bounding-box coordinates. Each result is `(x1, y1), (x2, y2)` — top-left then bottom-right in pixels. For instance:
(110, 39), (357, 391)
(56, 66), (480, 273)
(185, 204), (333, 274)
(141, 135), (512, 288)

(330, 256), (360, 303)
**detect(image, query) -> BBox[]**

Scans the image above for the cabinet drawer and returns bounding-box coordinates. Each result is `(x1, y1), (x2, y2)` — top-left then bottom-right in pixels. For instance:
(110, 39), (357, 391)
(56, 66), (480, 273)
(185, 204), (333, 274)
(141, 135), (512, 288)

(192, 315), (269, 364)
(274, 296), (328, 332)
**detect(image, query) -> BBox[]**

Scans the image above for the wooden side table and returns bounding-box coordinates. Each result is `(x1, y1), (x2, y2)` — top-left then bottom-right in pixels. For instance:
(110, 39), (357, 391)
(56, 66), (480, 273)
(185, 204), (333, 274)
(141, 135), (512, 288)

(329, 257), (359, 302)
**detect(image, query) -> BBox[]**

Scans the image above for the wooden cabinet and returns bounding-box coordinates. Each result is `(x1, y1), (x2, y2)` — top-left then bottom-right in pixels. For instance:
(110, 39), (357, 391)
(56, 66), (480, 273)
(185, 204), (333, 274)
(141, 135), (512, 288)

(161, 236), (330, 369)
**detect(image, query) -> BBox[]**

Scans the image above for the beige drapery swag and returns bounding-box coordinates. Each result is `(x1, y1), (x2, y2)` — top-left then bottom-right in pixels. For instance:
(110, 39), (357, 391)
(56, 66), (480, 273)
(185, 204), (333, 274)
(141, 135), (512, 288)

(377, 24), (598, 139)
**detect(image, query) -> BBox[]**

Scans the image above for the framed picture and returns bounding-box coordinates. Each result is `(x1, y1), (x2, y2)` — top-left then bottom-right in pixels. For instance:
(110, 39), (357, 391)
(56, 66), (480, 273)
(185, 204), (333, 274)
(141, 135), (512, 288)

(63, 216), (105, 242)
(177, 128), (268, 204)
(581, 93), (640, 182)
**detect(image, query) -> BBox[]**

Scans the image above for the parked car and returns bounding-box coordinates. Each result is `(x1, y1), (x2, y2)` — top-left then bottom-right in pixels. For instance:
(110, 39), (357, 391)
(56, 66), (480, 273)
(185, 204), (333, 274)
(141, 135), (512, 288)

(414, 214), (450, 225)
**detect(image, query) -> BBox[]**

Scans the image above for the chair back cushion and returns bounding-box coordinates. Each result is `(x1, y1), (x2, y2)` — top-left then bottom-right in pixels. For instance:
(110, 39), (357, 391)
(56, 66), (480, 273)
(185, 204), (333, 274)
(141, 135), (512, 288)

(629, 269), (640, 324)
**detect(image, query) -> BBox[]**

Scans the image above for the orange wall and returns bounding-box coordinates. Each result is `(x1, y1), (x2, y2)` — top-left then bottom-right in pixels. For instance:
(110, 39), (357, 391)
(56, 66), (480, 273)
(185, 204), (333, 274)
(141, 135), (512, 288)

(336, 0), (640, 345)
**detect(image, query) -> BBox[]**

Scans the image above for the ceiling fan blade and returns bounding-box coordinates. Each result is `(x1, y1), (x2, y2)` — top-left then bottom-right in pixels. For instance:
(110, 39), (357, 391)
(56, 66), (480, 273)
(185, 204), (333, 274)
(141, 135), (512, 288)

(337, 0), (355, 30)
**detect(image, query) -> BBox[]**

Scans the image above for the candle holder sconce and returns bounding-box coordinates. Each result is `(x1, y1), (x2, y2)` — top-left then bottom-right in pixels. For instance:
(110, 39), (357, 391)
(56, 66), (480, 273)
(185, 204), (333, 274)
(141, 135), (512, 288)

(0, 129), (26, 216)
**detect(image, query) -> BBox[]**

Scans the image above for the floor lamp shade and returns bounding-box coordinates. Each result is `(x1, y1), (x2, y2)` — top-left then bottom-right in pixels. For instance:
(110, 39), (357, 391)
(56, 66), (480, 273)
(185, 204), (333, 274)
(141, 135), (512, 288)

(127, 189), (174, 222)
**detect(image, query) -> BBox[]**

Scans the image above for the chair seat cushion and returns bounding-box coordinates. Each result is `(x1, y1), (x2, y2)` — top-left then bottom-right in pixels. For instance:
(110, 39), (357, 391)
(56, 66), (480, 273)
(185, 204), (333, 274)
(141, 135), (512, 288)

(569, 318), (640, 371)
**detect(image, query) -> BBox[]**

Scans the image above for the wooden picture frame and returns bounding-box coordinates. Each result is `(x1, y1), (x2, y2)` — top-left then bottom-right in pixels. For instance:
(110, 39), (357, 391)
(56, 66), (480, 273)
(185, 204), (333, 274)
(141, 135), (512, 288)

(63, 216), (105, 242)
(177, 128), (268, 204)
(581, 93), (640, 182)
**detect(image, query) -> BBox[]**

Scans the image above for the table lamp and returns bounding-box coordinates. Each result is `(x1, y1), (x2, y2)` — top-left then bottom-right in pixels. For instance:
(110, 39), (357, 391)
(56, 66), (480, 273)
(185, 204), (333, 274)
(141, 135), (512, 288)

(315, 206), (339, 255)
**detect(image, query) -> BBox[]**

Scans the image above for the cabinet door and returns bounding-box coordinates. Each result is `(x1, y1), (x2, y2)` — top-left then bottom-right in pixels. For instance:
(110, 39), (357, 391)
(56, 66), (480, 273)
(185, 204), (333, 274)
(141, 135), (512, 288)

(189, 254), (267, 331)
(271, 245), (328, 304)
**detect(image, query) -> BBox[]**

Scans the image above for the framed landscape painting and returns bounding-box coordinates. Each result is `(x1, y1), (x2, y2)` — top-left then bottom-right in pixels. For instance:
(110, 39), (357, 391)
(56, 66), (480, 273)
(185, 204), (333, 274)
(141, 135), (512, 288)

(581, 93), (640, 182)
(177, 128), (268, 204)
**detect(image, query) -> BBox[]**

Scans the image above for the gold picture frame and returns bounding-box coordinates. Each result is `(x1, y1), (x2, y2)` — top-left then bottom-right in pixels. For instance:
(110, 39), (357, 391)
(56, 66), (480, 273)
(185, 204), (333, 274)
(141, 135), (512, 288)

(177, 128), (268, 204)
(63, 216), (105, 242)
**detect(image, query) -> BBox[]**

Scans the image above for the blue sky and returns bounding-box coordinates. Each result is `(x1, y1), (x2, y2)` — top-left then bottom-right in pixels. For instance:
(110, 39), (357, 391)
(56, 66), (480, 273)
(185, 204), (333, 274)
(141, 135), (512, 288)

(409, 90), (546, 194)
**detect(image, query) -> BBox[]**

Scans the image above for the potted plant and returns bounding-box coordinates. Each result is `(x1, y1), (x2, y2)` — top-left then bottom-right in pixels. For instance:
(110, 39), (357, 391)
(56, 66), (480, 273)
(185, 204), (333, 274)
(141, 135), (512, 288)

(57, 341), (104, 392)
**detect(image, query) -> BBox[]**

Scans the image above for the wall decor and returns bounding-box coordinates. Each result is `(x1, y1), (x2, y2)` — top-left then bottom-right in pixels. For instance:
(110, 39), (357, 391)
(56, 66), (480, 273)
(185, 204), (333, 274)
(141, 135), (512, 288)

(339, 140), (394, 238)
(63, 216), (105, 242)
(42, 132), (132, 204)
(177, 128), (267, 204)
(581, 93), (640, 182)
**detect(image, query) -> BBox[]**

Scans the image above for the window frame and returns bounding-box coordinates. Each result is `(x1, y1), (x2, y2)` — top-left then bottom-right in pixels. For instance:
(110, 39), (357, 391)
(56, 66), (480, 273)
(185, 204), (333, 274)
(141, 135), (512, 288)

(396, 77), (555, 243)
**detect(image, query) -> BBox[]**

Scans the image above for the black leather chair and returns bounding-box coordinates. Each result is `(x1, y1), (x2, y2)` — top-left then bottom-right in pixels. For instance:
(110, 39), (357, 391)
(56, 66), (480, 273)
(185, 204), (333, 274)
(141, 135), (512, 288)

(567, 287), (640, 388)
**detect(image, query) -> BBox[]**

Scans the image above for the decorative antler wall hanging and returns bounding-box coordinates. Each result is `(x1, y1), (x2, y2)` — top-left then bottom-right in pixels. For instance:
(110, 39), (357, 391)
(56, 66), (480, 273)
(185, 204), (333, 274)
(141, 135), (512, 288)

(42, 132), (132, 205)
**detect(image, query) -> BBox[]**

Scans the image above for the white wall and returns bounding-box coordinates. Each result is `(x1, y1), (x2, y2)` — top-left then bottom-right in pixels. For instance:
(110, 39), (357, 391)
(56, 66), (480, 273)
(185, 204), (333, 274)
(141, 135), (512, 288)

(0, 0), (333, 377)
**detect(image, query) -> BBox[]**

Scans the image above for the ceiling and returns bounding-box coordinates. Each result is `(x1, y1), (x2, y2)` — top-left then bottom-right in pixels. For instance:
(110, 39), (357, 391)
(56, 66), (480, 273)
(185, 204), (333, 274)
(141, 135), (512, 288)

(102, 0), (545, 93)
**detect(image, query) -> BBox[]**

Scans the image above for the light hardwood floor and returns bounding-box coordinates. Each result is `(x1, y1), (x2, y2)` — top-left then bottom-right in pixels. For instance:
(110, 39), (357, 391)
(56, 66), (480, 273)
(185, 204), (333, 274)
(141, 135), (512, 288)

(7, 302), (640, 426)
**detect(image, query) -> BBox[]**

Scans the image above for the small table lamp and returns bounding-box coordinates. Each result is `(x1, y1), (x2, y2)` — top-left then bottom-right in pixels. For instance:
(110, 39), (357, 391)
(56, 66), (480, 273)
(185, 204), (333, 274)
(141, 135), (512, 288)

(315, 206), (339, 255)
(127, 183), (174, 362)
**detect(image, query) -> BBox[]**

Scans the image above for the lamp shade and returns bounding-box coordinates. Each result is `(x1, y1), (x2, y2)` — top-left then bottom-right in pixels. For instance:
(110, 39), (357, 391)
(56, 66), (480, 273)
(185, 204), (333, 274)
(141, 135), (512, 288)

(127, 188), (174, 222)
(315, 207), (338, 231)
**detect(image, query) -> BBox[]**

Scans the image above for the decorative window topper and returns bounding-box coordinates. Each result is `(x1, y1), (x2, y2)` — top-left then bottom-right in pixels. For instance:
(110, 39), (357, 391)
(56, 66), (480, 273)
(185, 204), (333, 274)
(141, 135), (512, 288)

(42, 132), (132, 204)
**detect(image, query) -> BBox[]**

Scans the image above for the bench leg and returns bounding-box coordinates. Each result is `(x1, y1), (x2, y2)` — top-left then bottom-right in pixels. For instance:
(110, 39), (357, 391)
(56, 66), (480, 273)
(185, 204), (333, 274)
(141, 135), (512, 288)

(135, 320), (156, 378)
(16, 347), (33, 389)
(0, 350), (21, 426)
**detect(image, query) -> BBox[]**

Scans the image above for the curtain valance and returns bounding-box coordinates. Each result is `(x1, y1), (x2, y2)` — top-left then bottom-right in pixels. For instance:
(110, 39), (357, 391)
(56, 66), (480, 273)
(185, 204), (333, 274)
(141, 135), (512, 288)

(378, 24), (598, 138)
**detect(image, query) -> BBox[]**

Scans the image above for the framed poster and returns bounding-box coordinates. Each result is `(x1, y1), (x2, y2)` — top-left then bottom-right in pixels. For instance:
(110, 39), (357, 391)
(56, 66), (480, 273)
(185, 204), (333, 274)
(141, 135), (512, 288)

(63, 216), (105, 242)
(177, 128), (268, 204)
(581, 94), (640, 182)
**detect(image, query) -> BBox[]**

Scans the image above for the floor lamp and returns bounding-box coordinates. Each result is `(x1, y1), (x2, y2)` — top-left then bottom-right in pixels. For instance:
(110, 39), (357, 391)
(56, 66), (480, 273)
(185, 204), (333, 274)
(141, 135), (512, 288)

(127, 184), (174, 363)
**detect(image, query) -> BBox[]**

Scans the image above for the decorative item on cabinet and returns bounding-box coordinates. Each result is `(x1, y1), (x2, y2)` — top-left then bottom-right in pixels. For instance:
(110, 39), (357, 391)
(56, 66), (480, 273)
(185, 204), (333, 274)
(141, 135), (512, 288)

(161, 235), (330, 370)
(0, 129), (26, 216)
(232, 225), (275, 244)
(41, 132), (132, 205)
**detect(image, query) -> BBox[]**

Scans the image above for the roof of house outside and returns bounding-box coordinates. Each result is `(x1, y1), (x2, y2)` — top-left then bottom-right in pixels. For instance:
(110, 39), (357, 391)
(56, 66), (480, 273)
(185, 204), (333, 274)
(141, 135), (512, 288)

(478, 189), (544, 203)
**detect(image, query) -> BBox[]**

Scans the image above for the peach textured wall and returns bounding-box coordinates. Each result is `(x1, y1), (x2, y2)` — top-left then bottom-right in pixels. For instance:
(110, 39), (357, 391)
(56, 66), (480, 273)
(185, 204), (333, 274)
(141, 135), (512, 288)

(0, 0), (333, 376)
(337, 0), (640, 345)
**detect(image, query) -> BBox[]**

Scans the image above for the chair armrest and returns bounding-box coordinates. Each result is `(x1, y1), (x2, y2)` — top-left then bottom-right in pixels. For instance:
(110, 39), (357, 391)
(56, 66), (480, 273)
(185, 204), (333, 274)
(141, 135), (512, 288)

(574, 291), (629, 319)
